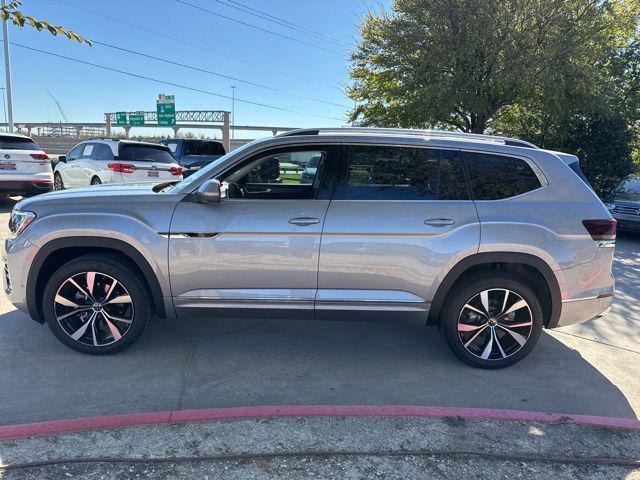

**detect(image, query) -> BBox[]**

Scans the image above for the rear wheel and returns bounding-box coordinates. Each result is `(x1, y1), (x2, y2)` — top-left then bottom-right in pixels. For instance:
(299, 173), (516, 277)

(91, 176), (102, 186)
(53, 172), (64, 190)
(440, 274), (543, 369)
(42, 253), (151, 355)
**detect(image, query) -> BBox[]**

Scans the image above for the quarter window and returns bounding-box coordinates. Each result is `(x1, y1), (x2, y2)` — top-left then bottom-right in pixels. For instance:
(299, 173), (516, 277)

(337, 146), (469, 200)
(463, 152), (542, 200)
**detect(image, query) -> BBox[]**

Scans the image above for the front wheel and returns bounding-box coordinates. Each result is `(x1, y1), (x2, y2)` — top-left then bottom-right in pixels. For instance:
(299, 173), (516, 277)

(42, 253), (152, 355)
(440, 274), (544, 369)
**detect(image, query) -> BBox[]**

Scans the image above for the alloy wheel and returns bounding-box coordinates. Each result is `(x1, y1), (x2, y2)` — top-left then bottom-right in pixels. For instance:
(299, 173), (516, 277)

(54, 174), (64, 190)
(457, 288), (533, 361)
(54, 271), (134, 347)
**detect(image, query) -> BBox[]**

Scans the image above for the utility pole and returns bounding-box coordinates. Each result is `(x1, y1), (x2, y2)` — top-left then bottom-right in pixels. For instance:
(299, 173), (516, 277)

(0, 87), (6, 129)
(231, 85), (236, 140)
(1, 0), (14, 133)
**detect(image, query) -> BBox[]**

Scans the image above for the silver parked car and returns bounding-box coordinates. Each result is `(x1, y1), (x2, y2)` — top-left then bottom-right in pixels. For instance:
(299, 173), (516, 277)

(3, 128), (615, 368)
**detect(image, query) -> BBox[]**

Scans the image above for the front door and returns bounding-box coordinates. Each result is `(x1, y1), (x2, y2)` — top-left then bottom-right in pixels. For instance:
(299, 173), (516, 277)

(169, 144), (336, 319)
(316, 144), (480, 320)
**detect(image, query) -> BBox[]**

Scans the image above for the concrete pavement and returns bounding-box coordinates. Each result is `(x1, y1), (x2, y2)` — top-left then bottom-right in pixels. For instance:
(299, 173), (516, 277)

(0, 196), (638, 427)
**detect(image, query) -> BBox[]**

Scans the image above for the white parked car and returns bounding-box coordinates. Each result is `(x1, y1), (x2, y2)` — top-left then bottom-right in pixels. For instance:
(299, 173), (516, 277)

(54, 139), (183, 190)
(0, 132), (52, 197)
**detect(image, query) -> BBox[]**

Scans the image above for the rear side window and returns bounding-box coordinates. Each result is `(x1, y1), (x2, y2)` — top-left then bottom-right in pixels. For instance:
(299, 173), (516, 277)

(119, 145), (174, 164)
(185, 140), (226, 156)
(336, 145), (469, 201)
(463, 152), (542, 200)
(0, 136), (39, 150)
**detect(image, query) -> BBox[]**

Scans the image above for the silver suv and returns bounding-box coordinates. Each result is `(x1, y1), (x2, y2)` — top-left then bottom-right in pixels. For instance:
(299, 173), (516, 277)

(2, 128), (616, 368)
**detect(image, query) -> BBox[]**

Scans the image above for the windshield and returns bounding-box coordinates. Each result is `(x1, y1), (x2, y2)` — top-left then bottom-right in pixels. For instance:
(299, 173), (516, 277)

(169, 139), (264, 192)
(614, 176), (640, 199)
(185, 140), (226, 156)
(119, 145), (175, 164)
(0, 136), (40, 150)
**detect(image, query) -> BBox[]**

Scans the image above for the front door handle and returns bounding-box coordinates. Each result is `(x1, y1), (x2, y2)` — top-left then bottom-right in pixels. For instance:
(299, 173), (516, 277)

(289, 217), (320, 226)
(424, 218), (455, 227)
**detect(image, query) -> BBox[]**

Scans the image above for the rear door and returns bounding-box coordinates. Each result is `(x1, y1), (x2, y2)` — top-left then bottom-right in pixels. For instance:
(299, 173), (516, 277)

(316, 144), (480, 319)
(118, 144), (181, 183)
(0, 135), (50, 180)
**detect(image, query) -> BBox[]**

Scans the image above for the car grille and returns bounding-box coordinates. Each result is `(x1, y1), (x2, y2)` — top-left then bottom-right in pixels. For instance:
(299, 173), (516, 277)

(612, 205), (640, 216)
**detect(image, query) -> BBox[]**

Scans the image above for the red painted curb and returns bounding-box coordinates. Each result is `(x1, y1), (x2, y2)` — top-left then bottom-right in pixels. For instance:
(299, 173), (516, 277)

(0, 405), (638, 439)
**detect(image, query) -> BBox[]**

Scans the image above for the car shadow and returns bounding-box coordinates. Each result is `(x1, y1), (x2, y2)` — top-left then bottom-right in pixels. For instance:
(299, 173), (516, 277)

(0, 305), (635, 426)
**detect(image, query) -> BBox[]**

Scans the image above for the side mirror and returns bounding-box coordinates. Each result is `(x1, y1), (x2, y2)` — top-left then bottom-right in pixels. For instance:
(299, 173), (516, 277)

(58, 155), (67, 163)
(196, 179), (221, 204)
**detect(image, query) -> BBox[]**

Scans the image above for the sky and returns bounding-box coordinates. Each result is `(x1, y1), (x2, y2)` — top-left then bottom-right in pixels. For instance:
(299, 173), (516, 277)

(3, 0), (378, 138)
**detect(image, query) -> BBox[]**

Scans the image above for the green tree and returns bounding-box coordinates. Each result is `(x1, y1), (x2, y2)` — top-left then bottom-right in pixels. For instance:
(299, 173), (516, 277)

(349, 0), (622, 133)
(1, 0), (91, 45)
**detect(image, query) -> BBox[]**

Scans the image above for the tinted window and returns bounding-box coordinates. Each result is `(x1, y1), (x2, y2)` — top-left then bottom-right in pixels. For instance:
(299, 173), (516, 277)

(119, 145), (174, 164)
(93, 144), (114, 161)
(614, 176), (640, 198)
(0, 136), (39, 150)
(337, 146), (468, 200)
(463, 152), (542, 200)
(236, 150), (324, 185)
(184, 140), (226, 156)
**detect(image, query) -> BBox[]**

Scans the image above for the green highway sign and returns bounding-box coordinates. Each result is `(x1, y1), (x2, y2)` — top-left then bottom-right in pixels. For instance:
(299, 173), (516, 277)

(116, 111), (127, 126)
(157, 94), (176, 127)
(129, 113), (145, 127)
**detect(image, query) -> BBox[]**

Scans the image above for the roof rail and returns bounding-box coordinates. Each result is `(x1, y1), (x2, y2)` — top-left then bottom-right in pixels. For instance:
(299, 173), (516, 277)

(278, 127), (538, 149)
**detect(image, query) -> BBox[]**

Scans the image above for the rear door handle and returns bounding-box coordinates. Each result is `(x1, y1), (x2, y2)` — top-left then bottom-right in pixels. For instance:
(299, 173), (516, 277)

(424, 218), (455, 227)
(289, 217), (320, 226)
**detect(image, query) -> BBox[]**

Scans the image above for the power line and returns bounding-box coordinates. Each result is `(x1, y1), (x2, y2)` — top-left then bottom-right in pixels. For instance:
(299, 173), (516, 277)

(4, 41), (345, 122)
(212, 0), (353, 48)
(91, 40), (349, 109)
(59, 0), (267, 70)
(176, 0), (347, 56)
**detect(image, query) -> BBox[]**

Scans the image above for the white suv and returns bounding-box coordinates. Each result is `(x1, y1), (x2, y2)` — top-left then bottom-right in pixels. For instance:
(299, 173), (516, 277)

(0, 132), (52, 197)
(54, 139), (183, 190)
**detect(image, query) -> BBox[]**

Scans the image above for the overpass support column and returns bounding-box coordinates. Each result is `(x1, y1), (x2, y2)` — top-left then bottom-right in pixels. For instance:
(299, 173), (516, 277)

(222, 111), (230, 152)
(124, 126), (131, 138)
(105, 113), (112, 137)
(173, 126), (180, 138)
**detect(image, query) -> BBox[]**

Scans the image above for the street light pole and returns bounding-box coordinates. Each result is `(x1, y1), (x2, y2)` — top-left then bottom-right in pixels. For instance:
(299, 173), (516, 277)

(1, 0), (14, 133)
(231, 85), (236, 140)
(0, 87), (6, 129)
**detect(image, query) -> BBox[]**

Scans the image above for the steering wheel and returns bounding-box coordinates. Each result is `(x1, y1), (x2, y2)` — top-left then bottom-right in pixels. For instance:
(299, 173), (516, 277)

(226, 182), (246, 199)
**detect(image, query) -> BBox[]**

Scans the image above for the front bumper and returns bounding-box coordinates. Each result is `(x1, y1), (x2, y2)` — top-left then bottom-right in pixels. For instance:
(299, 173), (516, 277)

(3, 236), (39, 318)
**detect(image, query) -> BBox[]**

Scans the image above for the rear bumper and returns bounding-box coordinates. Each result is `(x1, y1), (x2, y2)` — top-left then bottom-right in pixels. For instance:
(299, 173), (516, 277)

(554, 295), (613, 328)
(0, 180), (52, 195)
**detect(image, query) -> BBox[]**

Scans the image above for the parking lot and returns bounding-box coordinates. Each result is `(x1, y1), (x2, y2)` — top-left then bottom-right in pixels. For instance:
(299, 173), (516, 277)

(0, 195), (638, 427)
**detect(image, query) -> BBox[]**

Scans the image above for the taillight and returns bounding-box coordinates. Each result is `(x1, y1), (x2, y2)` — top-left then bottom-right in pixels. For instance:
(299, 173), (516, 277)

(108, 163), (135, 174)
(582, 219), (617, 243)
(170, 166), (183, 176)
(30, 153), (49, 164)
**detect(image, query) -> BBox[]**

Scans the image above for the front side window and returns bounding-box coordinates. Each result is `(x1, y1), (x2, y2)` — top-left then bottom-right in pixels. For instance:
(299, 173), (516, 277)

(462, 152), (542, 200)
(67, 144), (84, 161)
(336, 145), (468, 200)
(614, 176), (640, 200)
(221, 149), (327, 200)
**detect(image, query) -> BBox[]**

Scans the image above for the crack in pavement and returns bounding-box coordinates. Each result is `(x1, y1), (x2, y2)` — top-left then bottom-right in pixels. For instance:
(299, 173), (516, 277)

(552, 330), (640, 355)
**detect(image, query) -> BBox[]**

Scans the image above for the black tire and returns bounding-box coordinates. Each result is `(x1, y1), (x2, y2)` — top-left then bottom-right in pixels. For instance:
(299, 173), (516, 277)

(54, 172), (64, 191)
(42, 253), (152, 355)
(440, 273), (544, 369)
(91, 176), (102, 185)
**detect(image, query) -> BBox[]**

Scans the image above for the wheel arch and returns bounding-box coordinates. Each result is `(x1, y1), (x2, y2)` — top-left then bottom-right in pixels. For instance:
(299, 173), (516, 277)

(427, 252), (561, 328)
(27, 237), (166, 323)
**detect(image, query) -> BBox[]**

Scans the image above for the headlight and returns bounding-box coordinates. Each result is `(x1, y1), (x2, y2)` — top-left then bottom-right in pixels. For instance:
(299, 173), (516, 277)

(9, 210), (36, 237)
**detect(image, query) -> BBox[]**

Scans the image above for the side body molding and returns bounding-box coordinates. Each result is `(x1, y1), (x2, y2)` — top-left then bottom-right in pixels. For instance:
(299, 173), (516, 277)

(27, 237), (166, 323)
(426, 252), (562, 327)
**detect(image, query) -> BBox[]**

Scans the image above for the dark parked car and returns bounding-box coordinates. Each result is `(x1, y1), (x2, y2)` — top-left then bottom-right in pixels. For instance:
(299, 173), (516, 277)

(604, 175), (640, 231)
(159, 139), (226, 177)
